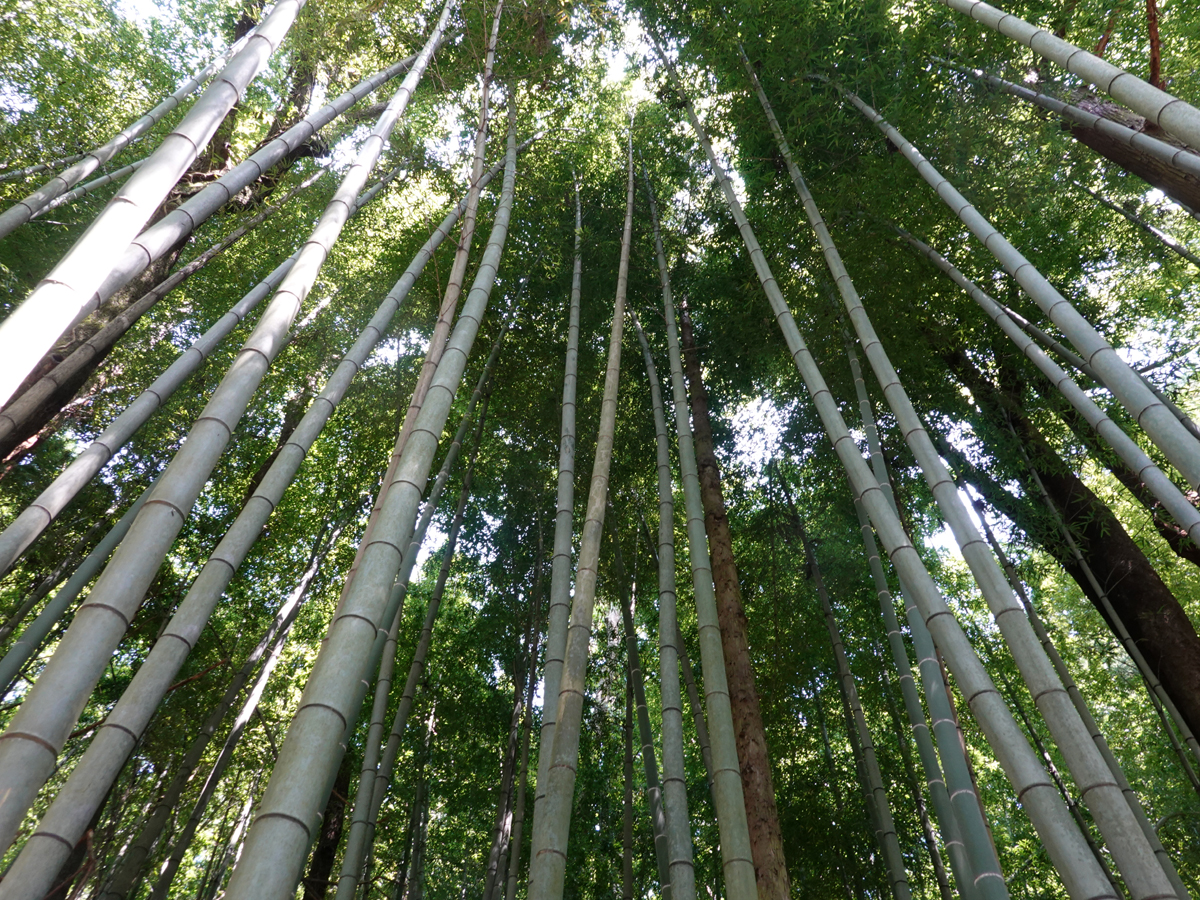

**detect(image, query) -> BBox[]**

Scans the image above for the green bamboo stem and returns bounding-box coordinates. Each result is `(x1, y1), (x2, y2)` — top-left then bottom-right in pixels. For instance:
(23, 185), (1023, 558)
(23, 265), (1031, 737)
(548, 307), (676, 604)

(0, 0), (308, 407)
(633, 308), (696, 900)
(658, 45), (1118, 900)
(840, 86), (1200, 493)
(220, 92), (515, 899)
(526, 123), (634, 900)
(934, 0), (1200, 150)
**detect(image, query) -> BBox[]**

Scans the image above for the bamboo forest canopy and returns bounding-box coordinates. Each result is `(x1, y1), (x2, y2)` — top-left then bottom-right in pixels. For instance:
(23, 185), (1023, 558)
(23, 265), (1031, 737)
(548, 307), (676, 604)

(2, 0), (1200, 898)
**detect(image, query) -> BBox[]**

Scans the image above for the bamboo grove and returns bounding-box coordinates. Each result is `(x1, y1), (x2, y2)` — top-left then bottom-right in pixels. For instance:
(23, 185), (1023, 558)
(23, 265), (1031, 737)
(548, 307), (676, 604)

(1, 0), (1200, 897)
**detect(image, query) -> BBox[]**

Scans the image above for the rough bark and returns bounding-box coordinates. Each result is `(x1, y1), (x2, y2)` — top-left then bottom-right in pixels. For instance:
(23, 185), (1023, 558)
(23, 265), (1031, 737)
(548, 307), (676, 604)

(944, 348), (1200, 739)
(302, 752), (353, 900)
(677, 304), (790, 900)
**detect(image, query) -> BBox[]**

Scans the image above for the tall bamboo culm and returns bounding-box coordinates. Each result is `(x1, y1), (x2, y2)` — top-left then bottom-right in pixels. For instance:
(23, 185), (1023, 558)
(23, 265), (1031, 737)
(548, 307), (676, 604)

(633, 308), (696, 900)
(0, 0), (307, 407)
(526, 124), (634, 900)
(533, 177), (583, 819)
(656, 45), (1122, 900)
(220, 93), (517, 900)
(839, 87), (1200, 493)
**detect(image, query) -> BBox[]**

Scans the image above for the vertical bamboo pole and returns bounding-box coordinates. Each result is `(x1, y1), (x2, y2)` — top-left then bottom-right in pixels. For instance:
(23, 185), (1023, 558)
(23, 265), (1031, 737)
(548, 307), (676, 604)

(526, 123), (634, 900)
(654, 43), (1118, 900)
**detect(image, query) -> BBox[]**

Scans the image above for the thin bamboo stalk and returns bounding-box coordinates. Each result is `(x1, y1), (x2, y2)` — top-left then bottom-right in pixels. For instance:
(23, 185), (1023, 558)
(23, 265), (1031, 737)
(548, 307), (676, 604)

(30, 158), (146, 218)
(526, 123), (634, 900)
(633, 308), (696, 900)
(1073, 181), (1200, 269)
(533, 176), (583, 820)
(0, 152), (89, 184)
(0, 7), (451, 858)
(220, 98), (516, 899)
(0, 0), (306, 407)
(840, 87), (1200, 492)
(505, 653), (537, 900)
(623, 676), (635, 900)
(933, 0), (1200, 150)
(0, 48), (422, 407)
(0, 157), (419, 578)
(801, 517), (913, 900)
(812, 148), (1173, 896)
(0, 22), (259, 234)
(0, 168), (327, 455)
(895, 229), (1200, 554)
(657, 47), (1118, 900)
(0, 519), (101, 643)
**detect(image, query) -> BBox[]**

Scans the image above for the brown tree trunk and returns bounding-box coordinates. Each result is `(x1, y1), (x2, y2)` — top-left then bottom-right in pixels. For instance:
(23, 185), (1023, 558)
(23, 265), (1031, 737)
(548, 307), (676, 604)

(943, 349), (1200, 739)
(678, 303), (791, 900)
(302, 751), (354, 900)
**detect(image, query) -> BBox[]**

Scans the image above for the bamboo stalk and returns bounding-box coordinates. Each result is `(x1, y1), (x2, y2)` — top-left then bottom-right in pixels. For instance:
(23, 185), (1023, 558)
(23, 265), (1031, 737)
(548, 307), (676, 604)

(657, 45), (1119, 900)
(526, 122), (634, 900)
(840, 86), (1200, 493)
(219, 94), (516, 898)
(0, 0), (307, 407)
(1073, 180), (1200, 269)
(30, 157), (146, 218)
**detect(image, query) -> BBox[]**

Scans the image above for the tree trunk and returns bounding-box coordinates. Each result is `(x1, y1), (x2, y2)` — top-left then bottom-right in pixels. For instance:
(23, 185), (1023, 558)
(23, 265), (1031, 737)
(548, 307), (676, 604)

(302, 752), (354, 900)
(677, 304), (790, 900)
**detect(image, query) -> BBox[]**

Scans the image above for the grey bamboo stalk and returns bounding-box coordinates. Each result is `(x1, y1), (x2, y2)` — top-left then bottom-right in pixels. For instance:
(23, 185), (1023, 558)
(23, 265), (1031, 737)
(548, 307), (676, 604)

(611, 517), (672, 897)
(0, 22), (259, 233)
(0, 519), (101, 644)
(526, 122), (634, 900)
(1072, 180), (1200, 269)
(29, 157), (146, 218)
(505, 654), (537, 900)
(0, 151), (89, 184)
(145, 522), (343, 900)
(332, 329), (508, 900)
(834, 333), (989, 900)
(644, 148), (757, 900)
(0, 168), (327, 453)
(895, 229), (1200, 553)
(0, 157), (418, 578)
(0, 0), (306, 407)
(0, 8), (451, 856)
(337, 0), (499, 615)
(788, 77), (1174, 898)
(534, 176), (583, 820)
(967, 491), (1192, 900)
(623, 677), (635, 900)
(633, 309), (696, 900)
(740, 54), (991, 895)
(933, 0), (1200, 150)
(0, 49), (421, 395)
(801, 518), (912, 900)
(0, 483), (154, 698)
(655, 44), (1118, 900)
(220, 99), (517, 900)
(840, 87), (1200, 492)
(944, 61), (1200, 182)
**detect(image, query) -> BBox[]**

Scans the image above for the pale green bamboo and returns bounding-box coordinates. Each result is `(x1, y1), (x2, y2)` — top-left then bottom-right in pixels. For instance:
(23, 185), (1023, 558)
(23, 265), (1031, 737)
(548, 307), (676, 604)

(840, 87), (1200, 493)
(657, 46), (1118, 900)
(220, 98), (516, 899)
(526, 124), (634, 900)
(0, 0), (306, 407)
(633, 309), (696, 900)
(533, 177), (583, 821)
(28, 158), (146, 218)
(0, 6), (451, 859)
(0, 156), (418, 578)
(801, 517), (913, 900)
(933, 0), (1200, 150)
(0, 20), (263, 234)
(0, 48), (421, 405)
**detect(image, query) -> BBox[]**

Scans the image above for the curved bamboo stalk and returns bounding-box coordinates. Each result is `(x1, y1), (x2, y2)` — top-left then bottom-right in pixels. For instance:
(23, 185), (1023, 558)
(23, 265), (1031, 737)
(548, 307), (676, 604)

(526, 122), (634, 900)
(934, 0), (1200, 150)
(333, 325), (509, 900)
(30, 157), (146, 218)
(0, 168), (327, 458)
(0, 158), (415, 578)
(0, 22), (260, 234)
(896, 229), (1200, 553)
(220, 97), (516, 899)
(0, 0), (306, 408)
(811, 177), (1174, 898)
(657, 47), (1119, 900)
(633, 309), (696, 900)
(533, 176), (583, 821)
(840, 87), (1200, 493)
(801, 517), (913, 900)
(0, 8), (451, 857)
